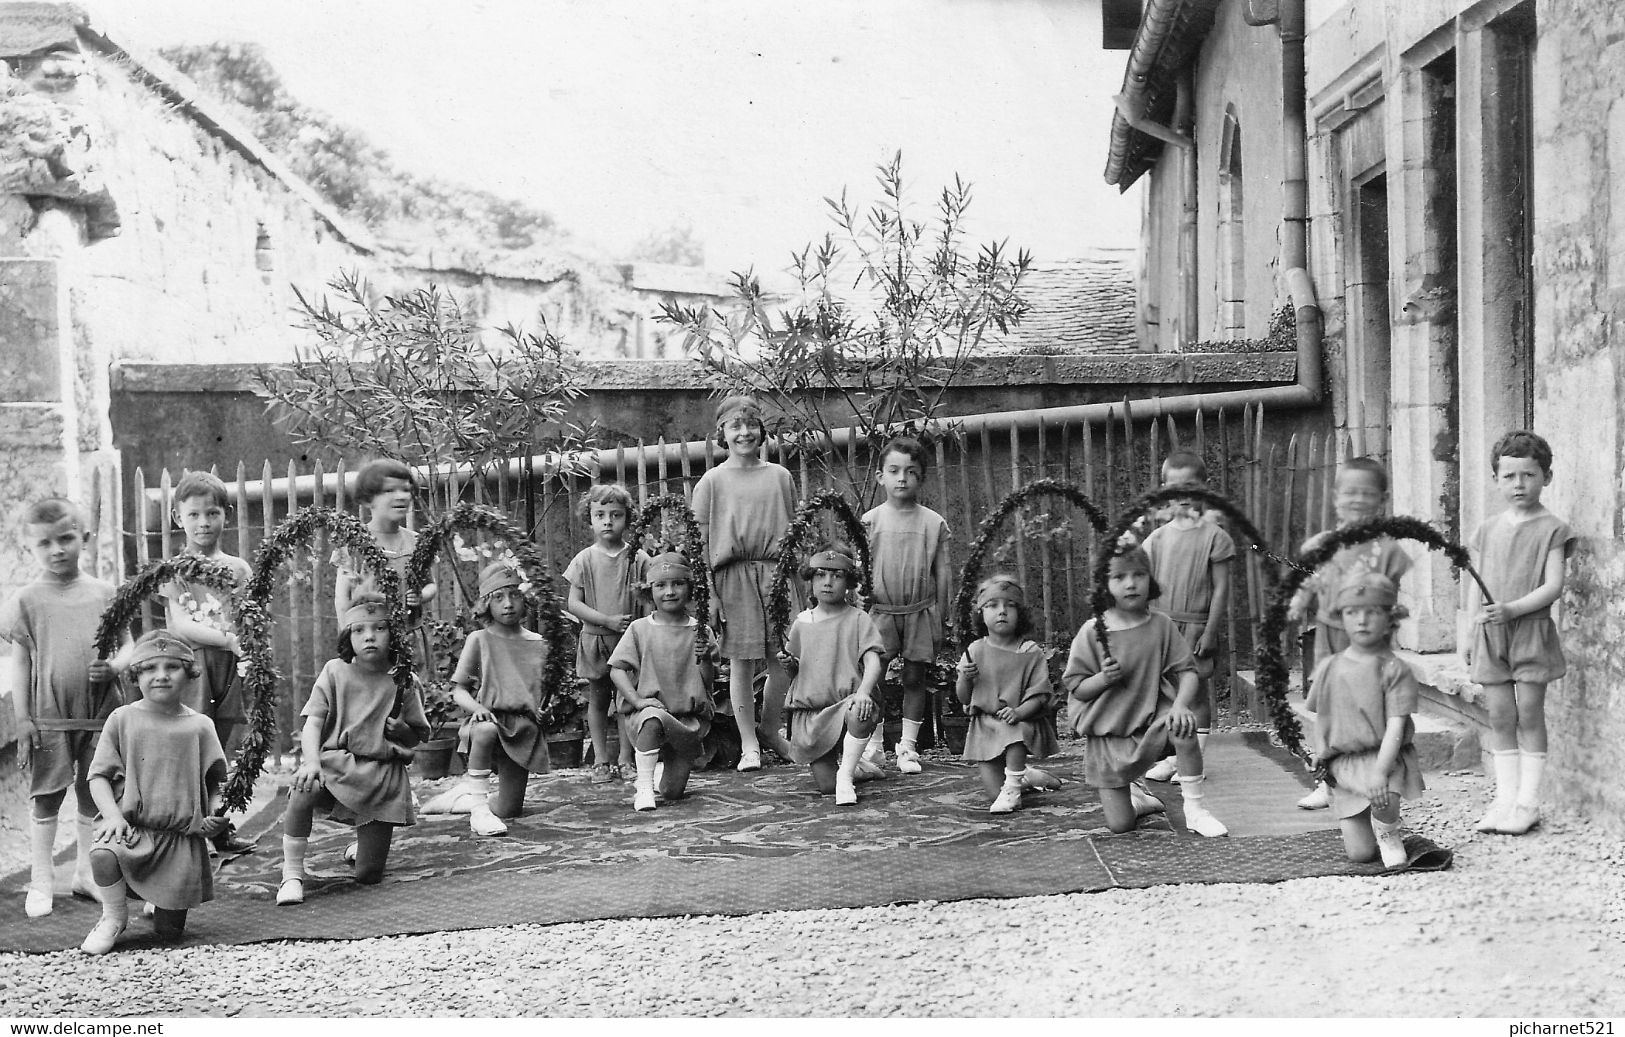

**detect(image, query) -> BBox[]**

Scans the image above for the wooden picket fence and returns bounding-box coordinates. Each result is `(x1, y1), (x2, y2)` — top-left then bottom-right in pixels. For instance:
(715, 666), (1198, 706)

(121, 401), (1372, 752)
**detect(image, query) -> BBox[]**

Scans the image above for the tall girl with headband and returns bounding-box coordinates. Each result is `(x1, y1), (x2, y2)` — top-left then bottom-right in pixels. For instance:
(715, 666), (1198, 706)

(691, 395), (801, 771)
(442, 562), (554, 836)
(954, 575), (1059, 814)
(1063, 546), (1228, 837)
(779, 542), (885, 805)
(277, 593), (430, 905)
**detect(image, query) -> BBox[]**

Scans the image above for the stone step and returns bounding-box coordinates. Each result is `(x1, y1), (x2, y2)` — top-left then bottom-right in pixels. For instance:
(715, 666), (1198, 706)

(1235, 652), (1482, 772)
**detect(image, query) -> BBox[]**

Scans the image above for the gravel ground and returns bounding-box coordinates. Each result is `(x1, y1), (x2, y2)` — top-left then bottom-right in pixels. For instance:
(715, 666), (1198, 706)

(3, 766), (1622, 1018)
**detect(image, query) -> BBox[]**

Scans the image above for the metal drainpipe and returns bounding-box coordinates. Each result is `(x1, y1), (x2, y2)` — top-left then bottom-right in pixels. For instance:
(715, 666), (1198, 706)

(1177, 68), (1200, 348)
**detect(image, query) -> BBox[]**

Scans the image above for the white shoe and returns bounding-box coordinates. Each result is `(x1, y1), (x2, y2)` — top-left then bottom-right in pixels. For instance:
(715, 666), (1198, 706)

(989, 785), (1022, 814)
(895, 747), (923, 775)
(422, 788), (478, 814)
(1020, 766), (1061, 790)
(855, 757), (886, 782)
(143, 902), (157, 918)
(834, 776), (857, 806)
(1373, 824), (1409, 869)
(80, 918), (126, 955)
(1475, 802), (1510, 833)
(25, 887), (53, 918)
(1496, 804), (1540, 836)
(71, 871), (97, 901)
(1297, 782), (1331, 810)
(469, 806), (509, 836)
(736, 750), (762, 772)
(342, 841), (358, 864)
(1129, 781), (1165, 817)
(275, 878), (305, 906)
(1144, 757), (1179, 782)
(1184, 806), (1229, 838)
(633, 787), (657, 812)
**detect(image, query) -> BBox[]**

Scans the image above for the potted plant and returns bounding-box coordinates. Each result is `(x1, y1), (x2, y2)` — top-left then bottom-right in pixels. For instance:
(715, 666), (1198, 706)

(411, 617), (471, 779)
(538, 677), (589, 769)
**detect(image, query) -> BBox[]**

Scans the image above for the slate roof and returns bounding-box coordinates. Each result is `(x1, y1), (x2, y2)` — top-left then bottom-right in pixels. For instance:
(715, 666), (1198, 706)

(987, 253), (1139, 354)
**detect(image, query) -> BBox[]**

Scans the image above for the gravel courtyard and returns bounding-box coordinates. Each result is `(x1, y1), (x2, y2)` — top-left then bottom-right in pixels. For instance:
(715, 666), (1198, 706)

(3, 766), (1621, 1018)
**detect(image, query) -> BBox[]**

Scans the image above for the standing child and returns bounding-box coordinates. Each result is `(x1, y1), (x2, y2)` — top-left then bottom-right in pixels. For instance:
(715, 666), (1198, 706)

(1466, 430), (1574, 836)
(1141, 450), (1234, 783)
(1304, 573), (1423, 868)
(3, 498), (119, 917)
(608, 552), (716, 812)
(80, 632), (229, 953)
(565, 484), (647, 783)
(860, 436), (950, 777)
(779, 543), (885, 805)
(158, 471), (256, 854)
(1289, 456), (1410, 810)
(276, 593), (430, 905)
(1063, 546), (1228, 837)
(691, 395), (800, 770)
(954, 575), (1058, 814)
(332, 458), (437, 622)
(442, 562), (553, 836)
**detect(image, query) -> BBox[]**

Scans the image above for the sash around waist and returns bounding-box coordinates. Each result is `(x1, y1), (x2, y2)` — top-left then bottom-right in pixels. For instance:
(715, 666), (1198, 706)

(870, 597), (935, 616)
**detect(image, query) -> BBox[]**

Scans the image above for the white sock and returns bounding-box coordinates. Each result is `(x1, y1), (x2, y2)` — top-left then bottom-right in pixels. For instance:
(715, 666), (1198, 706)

(838, 734), (868, 782)
(75, 814), (96, 879)
(95, 877), (129, 927)
(864, 728), (885, 758)
(1491, 749), (1521, 810)
(463, 769), (492, 810)
(634, 748), (660, 793)
(281, 836), (308, 882)
(1002, 767), (1024, 790)
(1178, 773), (1209, 810)
(1514, 750), (1547, 810)
(31, 816), (57, 895)
(900, 719), (923, 752)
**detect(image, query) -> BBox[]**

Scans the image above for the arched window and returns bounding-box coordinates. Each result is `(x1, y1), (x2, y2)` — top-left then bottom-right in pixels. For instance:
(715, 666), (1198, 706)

(1217, 107), (1245, 338)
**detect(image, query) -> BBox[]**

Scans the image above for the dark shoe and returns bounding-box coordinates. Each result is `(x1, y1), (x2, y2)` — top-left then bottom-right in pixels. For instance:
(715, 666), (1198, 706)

(212, 823), (257, 855)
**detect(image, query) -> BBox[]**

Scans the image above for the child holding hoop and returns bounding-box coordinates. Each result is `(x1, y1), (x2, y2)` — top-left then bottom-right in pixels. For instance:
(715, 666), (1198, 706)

(691, 395), (800, 771)
(1063, 546), (1228, 837)
(779, 542), (885, 805)
(277, 593), (430, 905)
(565, 483), (648, 783)
(80, 632), (229, 953)
(861, 436), (951, 777)
(1467, 430), (1574, 835)
(954, 575), (1058, 813)
(442, 562), (553, 836)
(608, 552), (716, 811)
(1304, 573), (1422, 869)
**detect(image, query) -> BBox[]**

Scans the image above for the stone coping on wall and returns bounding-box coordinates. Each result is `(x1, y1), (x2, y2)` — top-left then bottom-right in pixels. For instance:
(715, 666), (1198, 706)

(112, 352), (1299, 394)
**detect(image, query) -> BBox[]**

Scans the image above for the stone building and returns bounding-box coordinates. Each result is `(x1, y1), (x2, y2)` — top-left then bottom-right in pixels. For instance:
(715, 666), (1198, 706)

(1107, 0), (1624, 826)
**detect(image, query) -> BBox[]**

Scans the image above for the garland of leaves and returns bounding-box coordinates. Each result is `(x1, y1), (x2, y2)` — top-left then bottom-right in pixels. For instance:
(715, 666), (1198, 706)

(91, 554), (244, 721)
(403, 503), (573, 718)
(767, 490), (873, 648)
(952, 478), (1110, 649)
(1090, 486), (1297, 755)
(1255, 514), (1486, 774)
(226, 507), (408, 813)
(628, 492), (712, 660)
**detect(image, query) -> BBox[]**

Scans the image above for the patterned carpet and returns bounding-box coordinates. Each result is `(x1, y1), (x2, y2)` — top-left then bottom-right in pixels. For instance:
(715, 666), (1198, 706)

(0, 733), (1450, 953)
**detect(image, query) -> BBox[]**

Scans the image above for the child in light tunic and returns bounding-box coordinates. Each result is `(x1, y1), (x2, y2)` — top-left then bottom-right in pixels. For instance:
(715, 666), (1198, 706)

(441, 562), (552, 836)
(609, 552), (716, 811)
(954, 575), (1058, 814)
(81, 632), (228, 954)
(780, 544), (885, 805)
(277, 594), (430, 905)
(1305, 572), (1423, 868)
(691, 395), (802, 770)
(1063, 547), (1228, 837)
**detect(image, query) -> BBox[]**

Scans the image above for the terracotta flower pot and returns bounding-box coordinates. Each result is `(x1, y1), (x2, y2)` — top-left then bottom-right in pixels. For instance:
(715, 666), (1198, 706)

(546, 731), (585, 769)
(411, 736), (458, 780)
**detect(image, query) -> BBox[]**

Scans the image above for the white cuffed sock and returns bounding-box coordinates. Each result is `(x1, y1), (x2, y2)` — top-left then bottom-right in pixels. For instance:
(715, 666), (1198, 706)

(1514, 750), (1547, 810)
(864, 727), (885, 759)
(463, 769), (492, 809)
(31, 816), (57, 896)
(281, 836), (308, 881)
(75, 814), (96, 880)
(1003, 767), (1024, 791)
(838, 733), (868, 782)
(634, 748), (660, 793)
(1491, 749), (1521, 811)
(900, 719), (923, 752)
(96, 877), (129, 927)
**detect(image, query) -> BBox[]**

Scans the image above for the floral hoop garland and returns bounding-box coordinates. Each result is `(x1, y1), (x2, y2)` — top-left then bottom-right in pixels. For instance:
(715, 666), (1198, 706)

(953, 478), (1111, 649)
(767, 490), (873, 647)
(403, 503), (572, 717)
(1255, 514), (1486, 772)
(227, 506), (409, 813)
(1090, 486), (1291, 753)
(628, 492), (712, 660)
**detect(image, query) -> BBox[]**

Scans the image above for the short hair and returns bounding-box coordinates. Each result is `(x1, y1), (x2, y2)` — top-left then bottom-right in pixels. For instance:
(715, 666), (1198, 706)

(797, 539), (858, 586)
(1161, 449), (1207, 483)
(877, 436), (931, 477)
(578, 482), (635, 522)
(970, 577), (1034, 640)
(713, 395), (766, 447)
(21, 498), (83, 528)
(1491, 430), (1554, 476)
(172, 471), (230, 511)
(1338, 456), (1390, 492)
(473, 584), (526, 622)
(336, 617), (400, 664)
(355, 458), (417, 502)
(1107, 545), (1163, 603)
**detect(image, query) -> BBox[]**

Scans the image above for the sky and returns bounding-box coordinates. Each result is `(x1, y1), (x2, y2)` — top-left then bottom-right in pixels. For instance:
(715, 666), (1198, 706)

(107, 0), (1141, 274)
